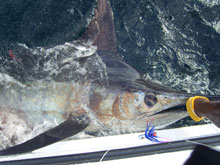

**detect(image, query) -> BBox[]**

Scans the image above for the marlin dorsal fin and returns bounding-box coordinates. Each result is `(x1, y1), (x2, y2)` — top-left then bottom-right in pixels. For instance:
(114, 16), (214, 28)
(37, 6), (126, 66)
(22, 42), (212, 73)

(83, 0), (117, 54)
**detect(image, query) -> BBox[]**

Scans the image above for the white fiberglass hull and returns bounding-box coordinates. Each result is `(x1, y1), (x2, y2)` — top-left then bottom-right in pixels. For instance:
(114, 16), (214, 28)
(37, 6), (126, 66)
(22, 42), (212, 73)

(0, 124), (219, 164)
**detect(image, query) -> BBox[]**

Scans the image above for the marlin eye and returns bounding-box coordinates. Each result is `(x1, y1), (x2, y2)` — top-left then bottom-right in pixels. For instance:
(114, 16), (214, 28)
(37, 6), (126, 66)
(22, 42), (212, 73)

(144, 93), (157, 108)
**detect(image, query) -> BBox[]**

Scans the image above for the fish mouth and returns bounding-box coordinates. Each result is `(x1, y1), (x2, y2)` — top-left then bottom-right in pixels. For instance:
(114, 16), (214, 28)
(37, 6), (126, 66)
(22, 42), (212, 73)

(133, 103), (186, 122)
(140, 103), (187, 118)
(148, 104), (187, 117)
(137, 94), (220, 122)
(140, 92), (189, 117)
(143, 91), (220, 117)
(132, 103), (189, 130)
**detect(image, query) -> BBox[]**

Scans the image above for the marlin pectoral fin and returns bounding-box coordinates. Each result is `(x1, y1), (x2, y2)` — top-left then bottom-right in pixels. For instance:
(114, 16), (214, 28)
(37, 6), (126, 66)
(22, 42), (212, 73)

(0, 115), (89, 156)
(82, 0), (117, 54)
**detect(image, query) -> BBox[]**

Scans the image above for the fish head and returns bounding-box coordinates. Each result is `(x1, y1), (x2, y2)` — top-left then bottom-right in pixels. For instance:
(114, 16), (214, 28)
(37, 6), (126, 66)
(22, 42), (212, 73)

(113, 88), (190, 131)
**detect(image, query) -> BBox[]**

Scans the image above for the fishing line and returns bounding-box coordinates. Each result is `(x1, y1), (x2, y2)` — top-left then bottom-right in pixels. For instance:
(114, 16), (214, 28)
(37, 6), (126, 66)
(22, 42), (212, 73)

(99, 141), (115, 163)
(210, 122), (220, 134)
(185, 139), (213, 148)
(99, 149), (111, 162)
(184, 123), (220, 150)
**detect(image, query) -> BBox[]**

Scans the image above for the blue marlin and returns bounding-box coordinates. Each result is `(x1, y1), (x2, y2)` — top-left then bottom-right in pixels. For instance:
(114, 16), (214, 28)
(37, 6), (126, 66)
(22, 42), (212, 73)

(0, 0), (219, 155)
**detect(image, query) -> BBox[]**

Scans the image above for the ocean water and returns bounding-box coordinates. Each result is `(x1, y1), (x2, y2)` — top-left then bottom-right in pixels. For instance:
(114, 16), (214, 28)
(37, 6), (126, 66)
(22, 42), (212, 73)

(0, 0), (220, 127)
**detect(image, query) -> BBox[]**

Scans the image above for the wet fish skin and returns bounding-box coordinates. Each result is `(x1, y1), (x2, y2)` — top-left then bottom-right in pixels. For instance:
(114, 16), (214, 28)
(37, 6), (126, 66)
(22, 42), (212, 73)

(0, 0), (216, 155)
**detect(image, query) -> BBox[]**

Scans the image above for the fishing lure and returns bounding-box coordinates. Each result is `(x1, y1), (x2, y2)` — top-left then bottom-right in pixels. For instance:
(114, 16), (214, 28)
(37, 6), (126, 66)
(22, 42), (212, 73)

(139, 119), (168, 143)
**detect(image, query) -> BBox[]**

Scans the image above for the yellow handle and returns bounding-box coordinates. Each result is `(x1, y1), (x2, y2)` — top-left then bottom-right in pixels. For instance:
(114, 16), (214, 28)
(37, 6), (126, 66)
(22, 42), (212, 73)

(186, 96), (209, 122)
